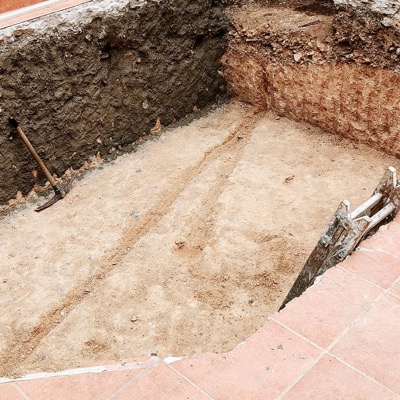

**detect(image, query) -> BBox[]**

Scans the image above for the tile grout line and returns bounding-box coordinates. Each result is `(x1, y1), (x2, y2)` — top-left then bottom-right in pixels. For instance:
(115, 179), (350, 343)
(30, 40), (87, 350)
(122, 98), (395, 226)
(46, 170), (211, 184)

(388, 290), (400, 300)
(358, 246), (400, 267)
(336, 265), (386, 290)
(269, 318), (324, 352)
(107, 359), (159, 400)
(353, 220), (400, 266)
(268, 318), (326, 400)
(325, 353), (400, 397)
(274, 346), (326, 399)
(165, 360), (216, 400)
(11, 383), (32, 400)
(275, 272), (400, 399)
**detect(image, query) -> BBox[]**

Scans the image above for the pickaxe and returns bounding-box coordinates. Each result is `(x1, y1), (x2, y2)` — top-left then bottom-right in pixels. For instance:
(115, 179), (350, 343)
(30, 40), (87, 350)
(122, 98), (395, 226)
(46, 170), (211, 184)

(8, 117), (74, 212)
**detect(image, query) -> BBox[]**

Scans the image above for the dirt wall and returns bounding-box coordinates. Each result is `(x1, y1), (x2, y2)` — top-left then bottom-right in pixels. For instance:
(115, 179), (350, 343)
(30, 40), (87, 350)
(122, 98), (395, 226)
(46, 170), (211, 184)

(223, 3), (400, 157)
(224, 50), (400, 156)
(0, 0), (228, 205)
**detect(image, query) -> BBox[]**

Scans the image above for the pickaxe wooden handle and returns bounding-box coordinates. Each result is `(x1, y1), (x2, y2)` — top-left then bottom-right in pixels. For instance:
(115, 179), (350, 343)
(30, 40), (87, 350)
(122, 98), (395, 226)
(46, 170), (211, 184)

(9, 117), (57, 187)
(8, 117), (74, 212)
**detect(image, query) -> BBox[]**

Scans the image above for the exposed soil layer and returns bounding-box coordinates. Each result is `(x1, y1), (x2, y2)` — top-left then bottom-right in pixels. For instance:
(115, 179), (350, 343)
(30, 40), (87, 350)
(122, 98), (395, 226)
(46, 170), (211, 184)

(0, 101), (399, 377)
(223, 3), (400, 156)
(0, 0), (228, 205)
(333, 0), (400, 30)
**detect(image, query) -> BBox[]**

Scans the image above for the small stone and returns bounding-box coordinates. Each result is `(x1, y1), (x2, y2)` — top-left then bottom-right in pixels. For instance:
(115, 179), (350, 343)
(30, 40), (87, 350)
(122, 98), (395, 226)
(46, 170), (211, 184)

(16, 191), (23, 202)
(381, 17), (391, 27)
(316, 40), (326, 51)
(131, 211), (140, 218)
(131, 317), (138, 323)
(294, 52), (303, 62)
(175, 241), (186, 250)
(285, 175), (295, 184)
(150, 117), (162, 133)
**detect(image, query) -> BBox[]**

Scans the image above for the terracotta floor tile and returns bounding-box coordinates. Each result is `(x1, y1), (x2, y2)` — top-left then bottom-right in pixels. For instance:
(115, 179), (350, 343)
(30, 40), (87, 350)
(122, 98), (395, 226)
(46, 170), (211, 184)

(0, 384), (26, 400)
(172, 320), (321, 400)
(387, 220), (400, 234)
(341, 249), (399, 288)
(357, 231), (400, 271)
(0, 0), (91, 29)
(113, 362), (209, 400)
(18, 367), (145, 400)
(274, 267), (381, 348)
(284, 355), (399, 400)
(393, 215), (400, 226)
(331, 294), (400, 393)
(390, 281), (400, 298)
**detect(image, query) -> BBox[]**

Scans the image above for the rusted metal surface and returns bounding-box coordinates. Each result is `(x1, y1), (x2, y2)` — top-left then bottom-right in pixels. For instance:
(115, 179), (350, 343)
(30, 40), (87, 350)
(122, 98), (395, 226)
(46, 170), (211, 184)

(280, 167), (400, 310)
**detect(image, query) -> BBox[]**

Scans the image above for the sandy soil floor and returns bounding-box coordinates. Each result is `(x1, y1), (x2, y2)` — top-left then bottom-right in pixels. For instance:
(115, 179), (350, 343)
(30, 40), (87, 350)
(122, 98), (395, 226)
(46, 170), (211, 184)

(0, 101), (399, 377)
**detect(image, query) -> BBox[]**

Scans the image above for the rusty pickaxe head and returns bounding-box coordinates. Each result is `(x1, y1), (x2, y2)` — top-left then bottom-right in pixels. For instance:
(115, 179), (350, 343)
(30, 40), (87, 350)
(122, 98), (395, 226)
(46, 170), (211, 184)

(34, 178), (75, 212)
(8, 117), (75, 212)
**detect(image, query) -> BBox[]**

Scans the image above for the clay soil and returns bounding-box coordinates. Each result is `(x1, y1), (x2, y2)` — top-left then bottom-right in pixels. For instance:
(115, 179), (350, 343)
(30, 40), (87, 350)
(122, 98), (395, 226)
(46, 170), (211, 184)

(0, 101), (399, 377)
(226, 1), (400, 69)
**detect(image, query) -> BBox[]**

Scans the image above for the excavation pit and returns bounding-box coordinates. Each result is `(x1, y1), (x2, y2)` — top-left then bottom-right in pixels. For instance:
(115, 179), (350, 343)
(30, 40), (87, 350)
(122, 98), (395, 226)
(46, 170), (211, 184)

(1, 101), (399, 376)
(0, 0), (399, 380)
